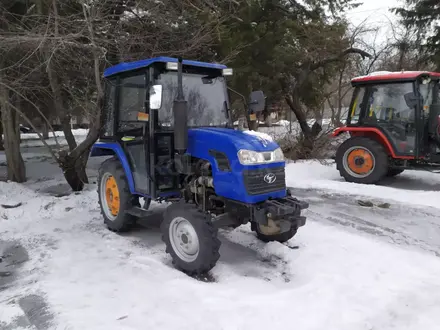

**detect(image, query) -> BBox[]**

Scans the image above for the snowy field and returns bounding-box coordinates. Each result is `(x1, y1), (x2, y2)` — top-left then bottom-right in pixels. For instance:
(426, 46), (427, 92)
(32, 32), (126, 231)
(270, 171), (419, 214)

(1, 147), (440, 329)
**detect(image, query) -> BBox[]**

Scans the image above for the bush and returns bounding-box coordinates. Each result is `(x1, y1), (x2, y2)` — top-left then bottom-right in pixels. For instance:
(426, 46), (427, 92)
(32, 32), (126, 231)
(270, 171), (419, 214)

(276, 127), (348, 161)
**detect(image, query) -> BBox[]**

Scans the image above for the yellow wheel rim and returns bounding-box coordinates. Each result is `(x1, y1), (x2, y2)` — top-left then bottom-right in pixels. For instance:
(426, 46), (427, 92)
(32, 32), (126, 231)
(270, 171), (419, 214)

(104, 175), (120, 217)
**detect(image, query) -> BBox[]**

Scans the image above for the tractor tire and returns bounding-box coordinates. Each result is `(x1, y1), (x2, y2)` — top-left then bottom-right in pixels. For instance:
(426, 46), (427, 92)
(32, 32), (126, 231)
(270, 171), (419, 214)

(161, 203), (221, 275)
(387, 168), (404, 177)
(336, 136), (389, 184)
(252, 222), (298, 243)
(97, 157), (139, 232)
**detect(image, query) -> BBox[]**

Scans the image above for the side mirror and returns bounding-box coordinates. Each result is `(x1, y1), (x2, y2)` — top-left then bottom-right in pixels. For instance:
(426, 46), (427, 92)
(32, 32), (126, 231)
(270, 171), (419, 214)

(149, 85), (162, 110)
(404, 92), (419, 109)
(248, 90), (265, 113)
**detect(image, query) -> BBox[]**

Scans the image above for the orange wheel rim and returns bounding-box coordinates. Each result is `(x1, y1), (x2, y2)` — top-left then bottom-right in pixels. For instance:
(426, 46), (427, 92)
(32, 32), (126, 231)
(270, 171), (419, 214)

(346, 148), (374, 175)
(105, 175), (120, 216)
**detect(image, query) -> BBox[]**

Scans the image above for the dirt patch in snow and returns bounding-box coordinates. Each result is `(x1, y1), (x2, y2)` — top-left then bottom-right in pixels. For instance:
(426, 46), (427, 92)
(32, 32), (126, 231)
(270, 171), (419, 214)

(0, 240), (28, 291)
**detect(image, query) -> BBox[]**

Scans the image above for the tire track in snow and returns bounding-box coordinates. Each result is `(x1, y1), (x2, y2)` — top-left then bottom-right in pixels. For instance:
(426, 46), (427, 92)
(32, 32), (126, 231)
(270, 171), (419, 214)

(292, 188), (440, 258)
(218, 227), (301, 283)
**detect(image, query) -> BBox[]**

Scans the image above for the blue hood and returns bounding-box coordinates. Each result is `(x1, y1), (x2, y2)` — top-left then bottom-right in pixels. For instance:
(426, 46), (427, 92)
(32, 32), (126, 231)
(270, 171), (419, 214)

(186, 127), (285, 204)
(188, 127), (279, 152)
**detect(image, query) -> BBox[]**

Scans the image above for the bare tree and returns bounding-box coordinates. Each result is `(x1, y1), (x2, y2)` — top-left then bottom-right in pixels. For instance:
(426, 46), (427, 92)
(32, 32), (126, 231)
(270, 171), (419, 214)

(0, 68), (25, 182)
(324, 19), (392, 127)
(0, 0), (238, 189)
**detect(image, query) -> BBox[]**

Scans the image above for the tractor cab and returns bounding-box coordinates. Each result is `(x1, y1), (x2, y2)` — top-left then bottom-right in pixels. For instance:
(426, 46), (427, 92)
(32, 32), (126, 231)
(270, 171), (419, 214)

(96, 57), (236, 197)
(333, 71), (440, 184)
(89, 57), (308, 275)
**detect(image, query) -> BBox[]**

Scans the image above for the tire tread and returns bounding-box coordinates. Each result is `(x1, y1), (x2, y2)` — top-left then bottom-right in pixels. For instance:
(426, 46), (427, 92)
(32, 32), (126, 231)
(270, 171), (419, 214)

(97, 157), (138, 232)
(161, 203), (221, 275)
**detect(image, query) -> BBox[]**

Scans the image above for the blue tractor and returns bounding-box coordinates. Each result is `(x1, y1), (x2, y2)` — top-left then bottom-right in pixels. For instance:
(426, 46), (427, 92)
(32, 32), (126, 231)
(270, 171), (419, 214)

(90, 56), (309, 275)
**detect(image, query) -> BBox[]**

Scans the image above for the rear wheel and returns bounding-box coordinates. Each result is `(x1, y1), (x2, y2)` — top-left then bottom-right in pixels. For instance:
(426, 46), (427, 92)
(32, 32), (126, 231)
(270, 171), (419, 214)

(161, 203), (221, 275)
(98, 157), (139, 232)
(336, 137), (389, 184)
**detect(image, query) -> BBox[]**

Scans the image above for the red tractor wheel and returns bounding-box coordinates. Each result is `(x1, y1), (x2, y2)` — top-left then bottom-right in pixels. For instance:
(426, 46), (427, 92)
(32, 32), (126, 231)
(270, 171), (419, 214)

(336, 137), (389, 184)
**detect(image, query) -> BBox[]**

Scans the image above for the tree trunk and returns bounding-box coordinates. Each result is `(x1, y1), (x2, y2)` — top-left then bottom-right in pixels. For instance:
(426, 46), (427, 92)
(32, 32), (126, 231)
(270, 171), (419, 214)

(335, 107), (344, 127)
(42, 120), (49, 139)
(60, 115), (77, 151)
(60, 161), (84, 191)
(335, 66), (345, 127)
(265, 113), (272, 127)
(43, 52), (86, 190)
(57, 141), (91, 191)
(284, 94), (325, 158)
(45, 60), (77, 150)
(0, 110), (3, 151)
(0, 80), (26, 182)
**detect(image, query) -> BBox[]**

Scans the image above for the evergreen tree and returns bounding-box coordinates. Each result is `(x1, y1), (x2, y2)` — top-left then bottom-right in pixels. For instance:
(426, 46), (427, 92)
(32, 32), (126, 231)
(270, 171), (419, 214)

(394, 0), (440, 68)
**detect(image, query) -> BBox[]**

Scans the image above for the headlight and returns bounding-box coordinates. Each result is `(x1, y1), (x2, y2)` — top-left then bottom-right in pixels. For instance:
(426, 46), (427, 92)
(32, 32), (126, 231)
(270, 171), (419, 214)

(237, 150), (265, 165)
(237, 148), (285, 165)
(273, 147), (284, 162)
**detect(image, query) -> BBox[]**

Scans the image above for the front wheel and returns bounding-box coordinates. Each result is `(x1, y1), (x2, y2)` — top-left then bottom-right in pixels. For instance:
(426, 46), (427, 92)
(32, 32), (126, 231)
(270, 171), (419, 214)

(252, 221), (298, 243)
(161, 203), (221, 275)
(336, 136), (389, 184)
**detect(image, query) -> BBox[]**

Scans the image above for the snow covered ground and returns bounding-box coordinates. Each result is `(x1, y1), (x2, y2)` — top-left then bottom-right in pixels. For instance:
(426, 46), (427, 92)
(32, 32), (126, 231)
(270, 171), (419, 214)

(286, 160), (440, 209)
(16, 129), (88, 148)
(1, 150), (440, 329)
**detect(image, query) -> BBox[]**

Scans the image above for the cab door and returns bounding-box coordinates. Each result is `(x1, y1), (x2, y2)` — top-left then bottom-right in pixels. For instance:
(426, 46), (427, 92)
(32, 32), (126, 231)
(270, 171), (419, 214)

(362, 82), (418, 157)
(116, 72), (150, 195)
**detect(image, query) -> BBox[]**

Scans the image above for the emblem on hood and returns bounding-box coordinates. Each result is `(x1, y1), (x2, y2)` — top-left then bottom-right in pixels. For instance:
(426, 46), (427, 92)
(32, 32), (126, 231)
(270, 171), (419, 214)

(264, 173), (276, 184)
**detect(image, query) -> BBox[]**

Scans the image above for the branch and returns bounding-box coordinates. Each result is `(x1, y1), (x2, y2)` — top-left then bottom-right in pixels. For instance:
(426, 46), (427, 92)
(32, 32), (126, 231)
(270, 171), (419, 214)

(307, 48), (372, 71)
(0, 81), (60, 147)
(82, 4), (103, 97)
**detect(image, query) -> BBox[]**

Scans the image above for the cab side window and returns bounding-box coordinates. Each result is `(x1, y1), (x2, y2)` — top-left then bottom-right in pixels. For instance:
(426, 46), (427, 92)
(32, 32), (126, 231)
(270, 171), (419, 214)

(366, 83), (414, 123)
(101, 79), (116, 137)
(349, 87), (365, 124)
(118, 74), (147, 132)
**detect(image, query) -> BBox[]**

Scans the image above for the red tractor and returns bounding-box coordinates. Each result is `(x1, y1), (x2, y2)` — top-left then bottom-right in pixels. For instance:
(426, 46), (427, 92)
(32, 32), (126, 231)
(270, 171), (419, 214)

(333, 71), (440, 184)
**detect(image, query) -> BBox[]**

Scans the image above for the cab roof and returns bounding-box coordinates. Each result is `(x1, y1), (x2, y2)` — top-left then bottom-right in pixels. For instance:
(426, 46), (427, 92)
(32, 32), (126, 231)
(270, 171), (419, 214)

(351, 71), (440, 84)
(104, 56), (227, 78)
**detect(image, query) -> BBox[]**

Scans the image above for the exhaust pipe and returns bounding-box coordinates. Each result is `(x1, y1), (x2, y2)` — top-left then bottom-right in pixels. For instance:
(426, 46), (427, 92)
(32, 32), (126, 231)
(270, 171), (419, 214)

(173, 57), (188, 154)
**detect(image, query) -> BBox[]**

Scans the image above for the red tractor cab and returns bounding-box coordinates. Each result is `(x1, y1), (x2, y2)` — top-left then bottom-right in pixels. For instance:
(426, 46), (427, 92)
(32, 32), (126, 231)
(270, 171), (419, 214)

(333, 70), (440, 184)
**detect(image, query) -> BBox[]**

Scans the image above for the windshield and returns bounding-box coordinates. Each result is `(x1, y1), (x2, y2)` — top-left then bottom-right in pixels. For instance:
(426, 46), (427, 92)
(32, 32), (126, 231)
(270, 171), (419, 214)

(365, 82), (415, 123)
(155, 72), (229, 128)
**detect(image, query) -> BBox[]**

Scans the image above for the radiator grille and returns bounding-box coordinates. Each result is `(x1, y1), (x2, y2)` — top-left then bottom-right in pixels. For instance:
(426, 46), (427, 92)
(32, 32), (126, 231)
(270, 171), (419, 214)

(243, 167), (286, 195)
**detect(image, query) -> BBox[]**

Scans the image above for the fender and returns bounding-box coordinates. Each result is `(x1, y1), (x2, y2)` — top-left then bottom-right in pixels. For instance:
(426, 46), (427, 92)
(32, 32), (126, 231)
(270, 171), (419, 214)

(90, 141), (136, 193)
(332, 126), (416, 160)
